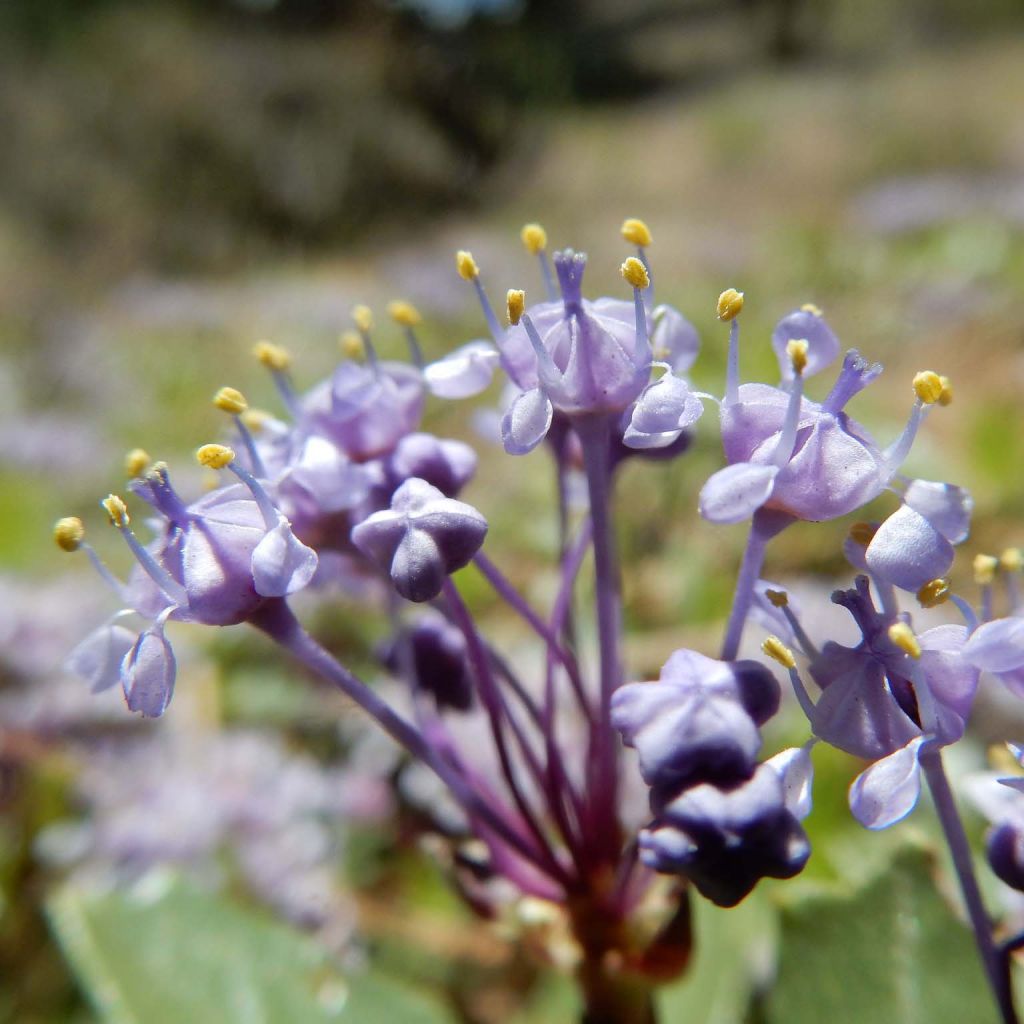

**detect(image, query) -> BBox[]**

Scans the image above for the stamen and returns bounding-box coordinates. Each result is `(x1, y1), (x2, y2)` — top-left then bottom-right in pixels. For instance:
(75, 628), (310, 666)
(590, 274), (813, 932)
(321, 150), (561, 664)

(786, 338), (809, 377)
(507, 289), (526, 326)
(213, 387), (265, 478)
(139, 463), (190, 524)
(388, 300), (425, 367)
(519, 312), (560, 386)
(887, 622), (921, 659)
(974, 554), (998, 586)
(456, 249), (503, 342)
(351, 305), (380, 370)
(917, 577), (950, 608)
(881, 398), (927, 481)
(801, 302), (823, 316)
(620, 257), (650, 358)
(621, 218), (652, 248)
(125, 449), (151, 478)
(253, 340), (298, 416)
(197, 443), (281, 530)
(520, 223), (556, 301)
(937, 375), (953, 406)
(762, 635), (796, 669)
(912, 370), (945, 405)
(769, 359), (805, 469)
(765, 588), (788, 607)
(848, 521), (878, 546)
(54, 517), (84, 552)
(719, 288), (744, 405)
(241, 409), (271, 433)
(101, 493), (188, 607)
(1001, 548), (1022, 573)
(339, 331), (365, 361)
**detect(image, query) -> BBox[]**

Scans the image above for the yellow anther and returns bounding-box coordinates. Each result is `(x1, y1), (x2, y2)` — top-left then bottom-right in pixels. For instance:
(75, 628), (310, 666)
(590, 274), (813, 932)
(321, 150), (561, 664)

(387, 300), (422, 327)
(352, 304), (374, 334)
(937, 375), (953, 406)
(912, 370), (944, 405)
(196, 443), (236, 470)
(764, 589), (789, 608)
(124, 448), (151, 478)
(786, 338), (809, 376)
(848, 521), (878, 546)
(241, 409), (270, 433)
(801, 303), (823, 316)
(762, 636), (796, 669)
(339, 330), (365, 360)
(520, 223), (548, 255)
(717, 288), (744, 321)
(917, 577), (950, 608)
(506, 289), (526, 327)
(1001, 548), (1023, 573)
(456, 250), (479, 281)
(974, 553), (999, 586)
(620, 257), (650, 290)
(253, 340), (291, 372)
(102, 494), (130, 528)
(54, 517), (85, 552)
(887, 622), (921, 659)
(213, 386), (248, 415)
(621, 218), (653, 247)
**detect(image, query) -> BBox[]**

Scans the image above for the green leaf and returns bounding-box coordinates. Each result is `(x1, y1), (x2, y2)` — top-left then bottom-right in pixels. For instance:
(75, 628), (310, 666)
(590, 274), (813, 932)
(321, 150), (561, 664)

(656, 889), (776, 1024)
(47, 873), (455, 1024)
(766, 845), (997, 1024)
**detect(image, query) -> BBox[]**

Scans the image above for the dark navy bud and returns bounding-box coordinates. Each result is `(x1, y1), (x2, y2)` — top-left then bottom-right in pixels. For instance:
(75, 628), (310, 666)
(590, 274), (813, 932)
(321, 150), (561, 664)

(987, 821), (1024, 892)
(382, 613), (475, 712)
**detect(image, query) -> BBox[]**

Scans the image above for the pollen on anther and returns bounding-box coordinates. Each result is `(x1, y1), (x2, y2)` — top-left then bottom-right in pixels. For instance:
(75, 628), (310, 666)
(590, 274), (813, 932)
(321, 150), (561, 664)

(352, 305), (374, 334)
(253, 340), (291, 372)
(214, 386), (248, 415)
(764, 589), (789, 608)
(786, 338), (809, 376)
(917, 577), (950, 608)
(912, 371), (944, 405)
(124, 448), (151, 478)
(101, 494), (130, 528)
(388, 300), (422, 327)
(801, 303), (823, 316)
(456, 250), (479, 281)
(196, 443), (236, 470)
(340, 330), (365, 360)
(1001, 547), (1023, 573)
(937, 375), (953, 406)
(887, 622), (921, 659)
(848, 521), (877, 546)
(621, 218), (652, 247)
(54, 517), (85, 552)
(520, 223), (547, 255)
(717, 288), (744, 321)
(762, 635), (796, 669)
(506, 289), (525, 327)
(974, 553), (999, 586)
(241, 409), (270, 433)
(620, 257), (650, 290)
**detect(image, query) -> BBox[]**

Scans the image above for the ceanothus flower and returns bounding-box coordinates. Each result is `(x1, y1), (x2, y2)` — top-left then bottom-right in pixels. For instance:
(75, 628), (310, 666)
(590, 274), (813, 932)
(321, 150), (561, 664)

(611, 648), (780, 795)
(763, 577), (979, 829)
(351, 478), (488, 602)
(700, 294), (952, 524)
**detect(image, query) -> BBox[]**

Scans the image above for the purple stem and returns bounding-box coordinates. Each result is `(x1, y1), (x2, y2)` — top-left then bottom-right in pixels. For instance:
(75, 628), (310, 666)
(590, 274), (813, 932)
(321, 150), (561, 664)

(919, 745), (1018, 1024)
(442, 580), (572, 886)
(248, 598), (551, 882)
(720, 508), (793, 661)
(576, 413), (624, 860)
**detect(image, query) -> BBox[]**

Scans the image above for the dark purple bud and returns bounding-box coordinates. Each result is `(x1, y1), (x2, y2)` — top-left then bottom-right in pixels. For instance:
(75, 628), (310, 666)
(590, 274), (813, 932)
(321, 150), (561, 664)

(641, 764), (810, 907)
(987, 821), (1024, 892)
(350, 478), (488, 602)
(387, 433), (478, 498)
(732, 659), (782, 725)
(382, 613), (475, 711)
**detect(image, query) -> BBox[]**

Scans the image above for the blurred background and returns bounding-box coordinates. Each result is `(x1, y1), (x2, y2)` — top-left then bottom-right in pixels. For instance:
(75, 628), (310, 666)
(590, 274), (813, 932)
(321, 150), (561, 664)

(2, 1), (1024, 1021)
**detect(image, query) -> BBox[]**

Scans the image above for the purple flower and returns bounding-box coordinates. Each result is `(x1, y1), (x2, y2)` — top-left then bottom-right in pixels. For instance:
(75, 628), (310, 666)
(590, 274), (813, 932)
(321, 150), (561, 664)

(963, 617), (1024, 698)
(771, 306), (840, 382)
(612, 649), (780, 795)
(351, 478), (488, 602)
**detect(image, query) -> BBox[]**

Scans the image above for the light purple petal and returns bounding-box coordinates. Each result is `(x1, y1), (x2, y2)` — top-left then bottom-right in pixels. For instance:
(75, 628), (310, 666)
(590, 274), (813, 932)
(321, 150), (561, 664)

(391, 529), (446, 602)
(765, 745), (814, 820)
(902, 479), (973, 544)
(849, 737), (925, 830)
(625, 373), (704, 449)
(501, 388), (553, 456)
(65, 621), (137, 694)
(771, 308), (840, 381)
(121, 619), (177, 717)
(963, 618), (1024, 674)
(251, 521), (319, 597)
(864, 504), (954, 591)
(650, 304), (700, 373)
(698, 462), (779, 524)
(424, 342), (500, 399)
(287, 436), (371, 512)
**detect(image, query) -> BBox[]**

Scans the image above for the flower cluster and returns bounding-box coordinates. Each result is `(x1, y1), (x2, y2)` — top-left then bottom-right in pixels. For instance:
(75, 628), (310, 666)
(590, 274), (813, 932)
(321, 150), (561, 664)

(55, 218), (1024, 1022)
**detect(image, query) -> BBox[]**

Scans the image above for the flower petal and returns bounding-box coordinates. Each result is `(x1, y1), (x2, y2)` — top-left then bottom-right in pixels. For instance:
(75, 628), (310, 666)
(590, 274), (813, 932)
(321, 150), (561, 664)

(963, 618), (1024, 674)
(902, 479), (973, 544)
(849, 737), (925, 829)
(501, 388), (553, 456)
(766, 745), (815, 820)
(698, 462), (779, 524)
(864, 504), (954, 591)
(65, 620), (137, 694)
(424, 342), (500, 399)
(251, 520), (319, 597)
(121, 616), (177, 717)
